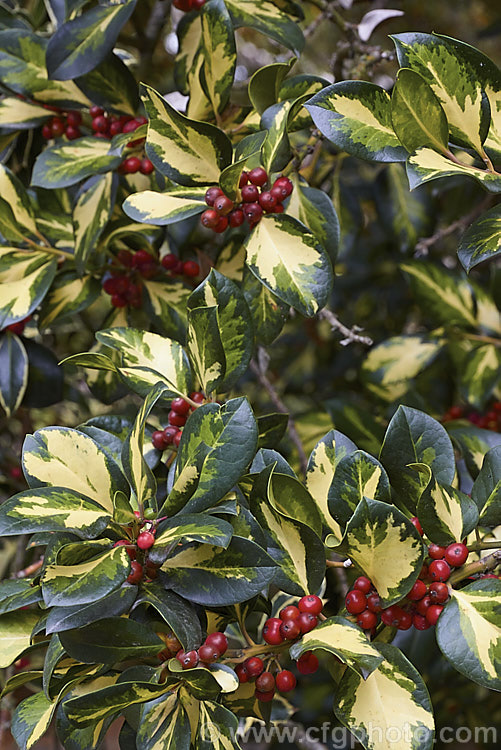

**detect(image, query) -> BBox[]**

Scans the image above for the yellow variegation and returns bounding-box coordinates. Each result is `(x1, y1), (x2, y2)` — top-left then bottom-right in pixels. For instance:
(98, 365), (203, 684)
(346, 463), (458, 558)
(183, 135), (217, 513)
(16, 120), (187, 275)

(0, 164), (37, 238)
(400, 262), (477, 328)
(201, 0), (236, 115)
(74, 172), (114, 272)
(0, 611), (39, 668)
(406, 147), (501, 193)
(11, 691), (59, 750)
(187, 306), (225, 395)
(0, 97), (50, 128)
(38, 274), (99, 328)
(0, 249), (57, 328)
(123, 188), (206, 225)
(461, 344), (501, 409)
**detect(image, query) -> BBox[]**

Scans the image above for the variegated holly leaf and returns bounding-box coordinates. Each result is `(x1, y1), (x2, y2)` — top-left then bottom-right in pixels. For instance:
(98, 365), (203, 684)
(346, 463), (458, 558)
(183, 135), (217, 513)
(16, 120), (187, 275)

(168, 660), (236, 699)
(0, 611), (40, 668)
(38, 273), (101, 328)
(288, 182), (340, 263)
(46, 585), (138, 636)
(415, 466), (479, 544)
(31, 137), (122, 189)
(260, 100), (293, 174)
(0, 249), (57, 328)
(96, 327), (192, 399)
(290, 616), (383, 678)
(201, 0), (236, 116)
(136, 694), (191, 750)
(391, 68), (449, 155)
(0, 579), (42, 617)
(460, 344), (501, 410)
(75, 52), (140, 116)
(0, 164), (37, 241)
(362, 334), (444, 402)
(471, 446), (501, 527)
(161, 537), (277, 606)
(187, 306), (226, 395)
(0, 487), (111, 539)
(141, 84), (232, 186)
(123, 187), (206, 225)
(448, 423), (501, 478)
(11, 690), (59, 750)
(22, 426), (128, 513)
(406, 148), (501, 193)
(270, 472), (322, 536)
(387, 163), (432, 252)
(195, 700), (240, 750)
(392, 32), (489, 155)
(248, 58), (297, 115)
(436, 579), (501, 692)
(143, 279), (190, 342)
(187, 269), (253, 390)
(41, 546), (130, 608)
(458, 204), (501, 272)
(335, 642), (434, 750)
(379, 405), (456, 512)
(241, 269), (288, 345)
(74, 173), (116, 274)
(133, 585), (202, 651)
(332, 498), (425, 606)
(150, 514), (234, 558)
(46, 0), (137, 80)
(306, 429), (357, 543)
(400, 262), (477, 329)
(306, 81), (406, 162)
(328, 450), (391, 527)
(0, 97), (49, 129)
(245, 214), (332, 318)
(224, 0), (304, 54)
(0, 332), (28, 417)
(176, 12), (203, 94)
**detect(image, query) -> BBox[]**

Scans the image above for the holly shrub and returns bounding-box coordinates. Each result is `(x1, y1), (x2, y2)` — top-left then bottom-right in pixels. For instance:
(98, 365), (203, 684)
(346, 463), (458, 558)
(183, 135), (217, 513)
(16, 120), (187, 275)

(0, 1), (500, 749)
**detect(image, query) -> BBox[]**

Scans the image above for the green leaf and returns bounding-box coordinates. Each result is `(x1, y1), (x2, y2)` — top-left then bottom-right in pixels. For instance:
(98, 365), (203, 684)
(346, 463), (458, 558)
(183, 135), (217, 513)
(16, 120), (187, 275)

(0, 332), (28, 417)
(400, 262), (477, 328)
(0, 163), (37, 240)
(161, 536), (276, 606)
(141, 83), (232, 186)
(328, 450), (391, 527)
(133, 585), (202, 651)
(289, 182), (340, 263)
(75, 52), (140, 115)
(0, 487), (111, 538)
(46, 0), (137, 80)
(391, 68), (449, 154)
(416, 467), (479, 544)
(458, 203), (501, 272)
(260, 101), (292, 174)
(392, 32), (490, 155)
(46, 585), (138, 635)
(0, 579), (42, 616)
(244, 214), (333, 318)
(38, 273), (101, 328)
(22, 426), (128, 513)
(224, 0), (304, 54)
(333, 498), (425, 606)
(335, 642), (434, 750)
(448, 423), (501, 478)
(201, 0), (236, 115)
(306, 81), (406, 162)
(60, 617), (164, 666)
(386, 163), (432, 252)
(187, 306), (226, 395)
(0, 97), (50, 129)
(406, 147), (501, 193)
(41, 546), (130, 608)
(11, 691), (59, 750)
(0, 249), (57, 329)
(471, 446), (501, 527)
(256, 412), (288, 449)
(460, 344), (501, 410)
(379, 405), (456, 511)
(188, 269), (253, 390)
(31, 137), (122, 189)
(195, 700), (240, 750)
(74, 173), (116, 274)
(290, 616), (383, 678)
(436, 579), (501, 691)
(0, 611), (40, 668)
(152, 514), (234, 555)
(241, 269), (288, 345)
(248, 59), (296, 115)
(137, 695), (191, 750)
(123, 188), (206, 226)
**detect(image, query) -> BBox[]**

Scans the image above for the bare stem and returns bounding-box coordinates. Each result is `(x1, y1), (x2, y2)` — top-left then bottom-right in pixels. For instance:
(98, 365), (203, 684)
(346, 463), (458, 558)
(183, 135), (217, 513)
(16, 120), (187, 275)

(318, 308), (373, 346)
(467, 540), (501, 552)
(450, 550), (501, 586)
(414, 195), (495, 256)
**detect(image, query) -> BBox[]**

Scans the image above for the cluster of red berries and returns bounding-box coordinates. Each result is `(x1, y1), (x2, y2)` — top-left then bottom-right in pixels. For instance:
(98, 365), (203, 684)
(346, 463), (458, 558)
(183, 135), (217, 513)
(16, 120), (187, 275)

(4, 316), (30, 336)
(151, 393), (204, 451)
(102, 249), (200, 308)
(173, 0), (205, 11)
(235, 595), (323, 701)
(442, 402), (501, 432)
(175, 631), (228, 669)
(42, 110), (83, 141)
(200, 169), (293, 233)
(114, 517), (158, 584)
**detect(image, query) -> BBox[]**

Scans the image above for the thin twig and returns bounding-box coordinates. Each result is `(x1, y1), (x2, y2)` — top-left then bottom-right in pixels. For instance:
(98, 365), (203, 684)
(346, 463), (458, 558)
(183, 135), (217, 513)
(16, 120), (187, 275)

(249, 353), (308, 477)
(318, 308), (373, 346)
(414, 196), (495, 257)
(449, 550), (501, 586)
(14, 556), (43, 578)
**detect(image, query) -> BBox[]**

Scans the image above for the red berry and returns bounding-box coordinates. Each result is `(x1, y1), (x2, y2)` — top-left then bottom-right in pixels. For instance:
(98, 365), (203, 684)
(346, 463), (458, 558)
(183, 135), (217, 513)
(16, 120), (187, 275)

(205, 186), (223, 206)
(255, 671), (275, 692)
(161, 254), (178, 270)
(298, 612), (318, 633)
(152, 430), (170, 451)
(171, 397), (191, 416)
(9, 466), (22, 480)
(428, 582), (449, 603)
(198, 644), (219, 663)
(419, 564), (429, 580)
(243, 202), (263, 223)
(367, 593), (382, 613)
(262, 618), (284, 645)
(214, 195), (234, 216)
(205, 632), (228, 655)
(182, 260), (200, 278)
(413, 614), (430, 630)
(201, 209), (220, 228)
(140, 158), (154, 175)
(168, 411), (187, 427)
(276, 670), (296, 693)
(133, 249), (153, 266)
(353, 577), (372, 595)
(42, 123), (52, 139)
(298, 594), (323, 615)
(65, 125), (81, 140)
(51, 117), (65, 137)
(258, 191), (277, 212)
(357, 610), (378, 629)
(176, 649), (199, 669)
(410, 517), (424, 535)
(244, 657), (264, 677)
(145, 565), (158, 580)
(122, 119), (139, 134)
(113, 540), (136, 560)
(123, 156), (141, 174)
(109, 121), (123, 136)
(173, 431), (182, 448)
(126, 561), (143, 584)
(192, 0), (206, 10)
(444, 543), (468, 567)
(279, 605), (300, 621)
(235, 664), (249, 683)
(425, 604), (443, 625)
(238, 171), (249, 187)
(407, 580), (427, 601)
(89, 105), (104, 117)
(248, 167), (268, 186)
(190, 391), (205, 403)
(229, 209), (245, 227)
(398, 611), (413, 630)
(241, 184), (259, 202)
(449, 406), (463, 419)
(137, 531), (155, 550)
(296, 651), (319, 675)
(92, 115), (108, 132)
(429, 560), (451, 582)
(117, 249), (134, 267)
(345, 590), (367, 614)
(428, 544), (446, 560)
(381, 606), (404, 628)
(111, 294), (127, 308)
(163, 426), (179, 445)
(255, 689), (274, 702)
(280, 619), (301, 640)
(416, 595), (432, 616)
(273, 202), (284, 214)
(67, 111), (82, 127)
(214, 216), (228, 233)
